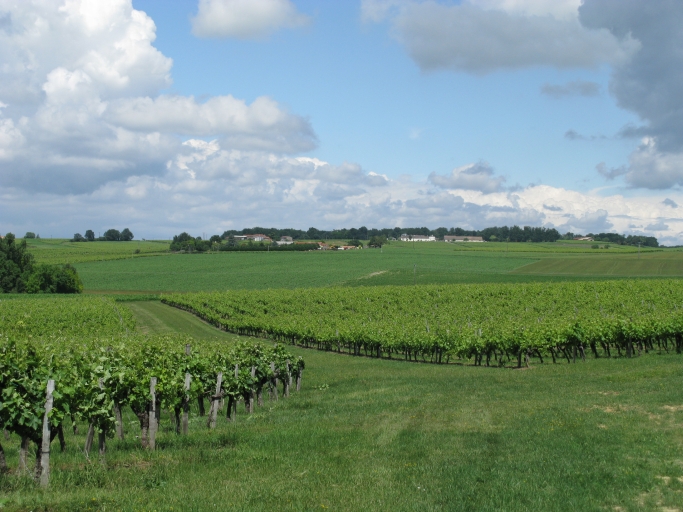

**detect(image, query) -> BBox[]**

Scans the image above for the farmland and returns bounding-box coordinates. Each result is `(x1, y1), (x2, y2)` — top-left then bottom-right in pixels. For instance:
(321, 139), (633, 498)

(2, 241), (683, 510)
(74, 240), (683, 293)
(23, 238), (171, 265)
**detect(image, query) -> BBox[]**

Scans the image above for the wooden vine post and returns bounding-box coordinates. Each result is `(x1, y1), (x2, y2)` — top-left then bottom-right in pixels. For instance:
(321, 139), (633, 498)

(113, 402), (124, 440)
(248, 366), (256, 413)
(270, 362), (278, 401)
(284, 360), (290, 398)
(97, 378), (107, 463)
(296, 366), (303, 392)
(208, 372), (222, 429)
(182, 372), (191, 435)
(149, 377), (158, 450)
(39, 379), (55, 488)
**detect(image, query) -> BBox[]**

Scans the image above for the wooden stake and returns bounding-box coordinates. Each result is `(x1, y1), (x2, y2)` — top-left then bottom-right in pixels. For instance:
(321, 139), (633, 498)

(249, 366), (256, 413)
(207, 372), (223, 429)
(182, 372), (191, 435)
(149, 377), (157, 450)
(84, 424), (94, 456)
(40, 379), (55, 488)
(114, 402), (124, 440)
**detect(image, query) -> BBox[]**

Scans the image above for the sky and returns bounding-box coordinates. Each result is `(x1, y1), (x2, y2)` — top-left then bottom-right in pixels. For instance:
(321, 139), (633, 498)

(1, 0), (683, 242)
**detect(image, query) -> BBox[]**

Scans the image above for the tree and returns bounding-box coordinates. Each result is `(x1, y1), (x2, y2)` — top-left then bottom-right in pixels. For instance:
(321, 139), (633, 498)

(209, 235), (222, 244)
(368, 235), (386, 248)
(24, 232), (36, 239)
(25, 264), (83, 293)
(85, 229), (95, 241)
(104, 229), (121, 241)
(71, 233), (86, 242)
(0, 234), (34, 293)
(347, 239), (363, 247)
(120, 228), (134, 241)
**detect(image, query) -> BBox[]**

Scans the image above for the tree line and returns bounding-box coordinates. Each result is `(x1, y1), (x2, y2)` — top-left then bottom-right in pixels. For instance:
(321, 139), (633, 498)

(71, 228), (134, 242)
(0, 234), (82, 293)
(219, 225), (658, 246)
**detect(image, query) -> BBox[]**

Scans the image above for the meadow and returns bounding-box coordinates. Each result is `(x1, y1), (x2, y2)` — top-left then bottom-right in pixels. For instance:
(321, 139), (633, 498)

(2, 240), (683, 511)
(23, 238), (171, 265)
(73, 240), (683, 293)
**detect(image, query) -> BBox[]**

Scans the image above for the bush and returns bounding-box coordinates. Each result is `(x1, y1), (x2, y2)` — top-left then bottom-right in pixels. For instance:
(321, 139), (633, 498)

(25, 264), (83, 294)
(591, 244), (599, 249)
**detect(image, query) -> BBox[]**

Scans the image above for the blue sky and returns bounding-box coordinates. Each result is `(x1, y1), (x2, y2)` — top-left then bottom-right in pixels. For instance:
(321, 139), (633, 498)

(1, 0), (682, 242)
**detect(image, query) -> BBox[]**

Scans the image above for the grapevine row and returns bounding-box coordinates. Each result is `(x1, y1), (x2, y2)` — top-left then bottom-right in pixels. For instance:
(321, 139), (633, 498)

(0, 334), (303, 483)
(162, 280), (683, 366)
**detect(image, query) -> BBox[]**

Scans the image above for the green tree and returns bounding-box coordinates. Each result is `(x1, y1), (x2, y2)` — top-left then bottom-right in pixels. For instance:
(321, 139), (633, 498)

(104, 229), (121, 241)
(24, 232), (36, 239)
(368, 235), (386, 248)
(120, 228), (134, 241)
(0, 233), (34, 292)
(25, 264), (83, 293)
(85, 229), (95, 241)
(71, 233), (86, 242)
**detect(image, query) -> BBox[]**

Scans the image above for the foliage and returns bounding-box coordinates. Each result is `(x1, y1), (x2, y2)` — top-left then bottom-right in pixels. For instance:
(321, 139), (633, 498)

(367, 235), (386, 248)
(24, 232), (36, 239)
(85, 230), (95, 242)
(25, 264), (83, 294)
(0, 234), (34, 293)
(164, 279), (683, 366)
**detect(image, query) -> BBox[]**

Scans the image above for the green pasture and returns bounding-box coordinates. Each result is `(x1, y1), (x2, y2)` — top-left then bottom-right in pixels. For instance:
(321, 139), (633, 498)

(23, 238), (170, 265)
(73, 241), (683, 292)
(3, 301), (683, 511)
(75, 245), (536, 292)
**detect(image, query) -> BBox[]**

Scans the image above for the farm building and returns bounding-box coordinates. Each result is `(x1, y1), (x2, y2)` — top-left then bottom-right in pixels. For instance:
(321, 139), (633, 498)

(400, 234), (436, 242)
(444, 236), (484, 242)
(573, 236), (594, 241)
(277, 236), (294, 245)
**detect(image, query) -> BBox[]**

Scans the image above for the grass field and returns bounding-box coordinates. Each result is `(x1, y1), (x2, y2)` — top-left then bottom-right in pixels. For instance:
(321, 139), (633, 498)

(23, 238), (171, 265)
(73, 241), (683, 293)
(75, 245), (537, 292)
(3, 301), (683, 511)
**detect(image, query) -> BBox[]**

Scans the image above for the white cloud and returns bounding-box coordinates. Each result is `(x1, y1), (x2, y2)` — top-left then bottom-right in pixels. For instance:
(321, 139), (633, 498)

(191, 0), (310, 40)
(0, 0), (317, 194)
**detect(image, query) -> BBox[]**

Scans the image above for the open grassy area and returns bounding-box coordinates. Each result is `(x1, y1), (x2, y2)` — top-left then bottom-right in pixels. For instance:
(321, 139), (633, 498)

(2, 301), (683, 511)
(73, 242), (683, 292)
(75, 245), (537, 292)
(23, 238), (171, 265)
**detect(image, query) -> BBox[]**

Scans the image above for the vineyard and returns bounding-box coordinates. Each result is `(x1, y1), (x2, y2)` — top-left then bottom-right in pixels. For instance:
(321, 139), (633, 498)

(163, 280), (683, 366)
(0, 297), (303, 487)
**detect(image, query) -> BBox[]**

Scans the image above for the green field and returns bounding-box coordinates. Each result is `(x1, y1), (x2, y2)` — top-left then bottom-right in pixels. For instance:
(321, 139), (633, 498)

(73, 241), (683, 292)
(23, 238), (171, 265)
(3, 300), (683, 511)
(75, 244), (537, 292)
(3, 240), (683, 511)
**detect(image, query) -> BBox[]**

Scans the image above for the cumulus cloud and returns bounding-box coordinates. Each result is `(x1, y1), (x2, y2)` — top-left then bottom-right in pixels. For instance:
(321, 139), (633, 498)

(578, 1), (683, 189)
(541, 80), (600, 98)
(429, 161), (506, 193)
(645, 221), (669, 231)
(543, 204), (562, 212)
(620, 138), (683, 189)
(0, 0), (317, 194)
(363, 0), (636, 74)
(191, 0), (310, 40)
(663, 198), (678, 208)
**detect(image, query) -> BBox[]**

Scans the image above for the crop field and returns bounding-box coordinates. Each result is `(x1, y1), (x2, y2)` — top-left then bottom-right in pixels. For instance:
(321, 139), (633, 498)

(72, 241), (683, 293)
(75, 245), (537, 292)
(23, 238), (171, 265)
(2, 297), (683, 510)
(3, 242), (683, 510)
